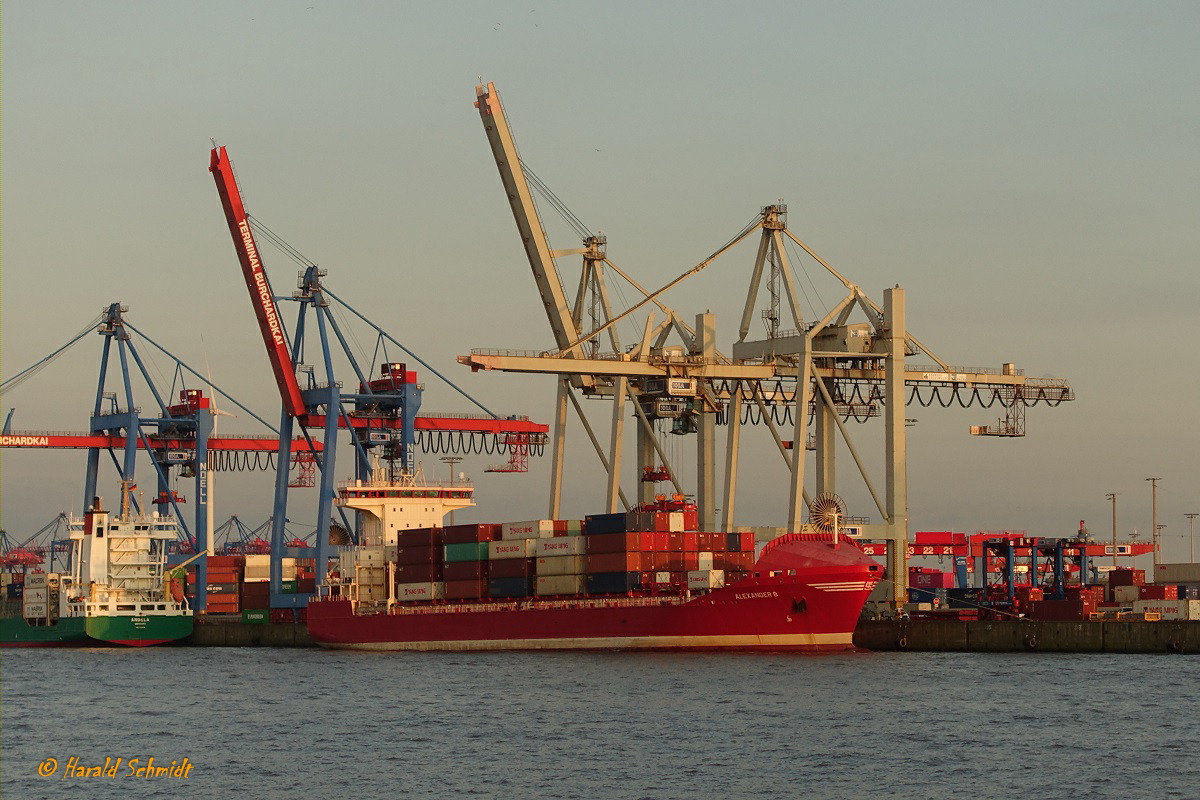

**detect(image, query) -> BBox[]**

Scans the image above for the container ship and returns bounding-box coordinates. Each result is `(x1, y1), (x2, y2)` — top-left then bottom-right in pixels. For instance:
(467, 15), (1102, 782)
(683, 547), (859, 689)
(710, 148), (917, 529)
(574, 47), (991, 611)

(306, 467), (881, 652)
(1, 485), (194, 647)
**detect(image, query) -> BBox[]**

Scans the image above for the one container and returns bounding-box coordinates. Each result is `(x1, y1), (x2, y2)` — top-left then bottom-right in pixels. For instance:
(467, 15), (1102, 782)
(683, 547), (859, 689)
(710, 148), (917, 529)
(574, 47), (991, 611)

(697, 552), (714, 571)
(687, 570), (725, 590)
(395, 545), (440, 566)
(395, 562), (443, 583)
(396, 582), (446, 602)
(241, 609), (269, 625)
(1139, 584), (1179, 601)
(488, 539), (537, 560)
(1155, 564), (1200, 584)
(395, 528), (444, 549)
(443, 561), (488, 581)
(1131, 599), (1200, 620)
(443, 578), (487, 600)
(584, 513), (627, 536)
(488, 577), (531, 599)
(25, 573), (47, 588)
(489, 558), (534, 579)
(585, 552), (646, 573)
(21, 602), (49, 618)
(20, 586), (48, 604)
(443, 524), (502, 544)
(535, 574), (585, 596)
(535, 556), (585, 577)
(585, 571), (641, 594)
(501, 520), (553, 540)
(535, 537), (585, 558)
(444, 542), (490, 563)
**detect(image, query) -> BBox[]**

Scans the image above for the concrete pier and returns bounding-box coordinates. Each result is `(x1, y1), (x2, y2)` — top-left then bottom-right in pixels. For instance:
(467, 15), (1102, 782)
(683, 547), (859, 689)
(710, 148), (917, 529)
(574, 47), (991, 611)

(188, 620), (314, 647)
(855, 620), (1200, 653)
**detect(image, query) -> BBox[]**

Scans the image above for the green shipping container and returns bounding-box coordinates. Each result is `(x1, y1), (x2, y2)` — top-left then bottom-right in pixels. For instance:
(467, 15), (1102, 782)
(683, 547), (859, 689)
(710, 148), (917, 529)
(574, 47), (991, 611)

(242, 609), (269, 625)
(444, 542), (489, 563)
(281, 580), (298, 593)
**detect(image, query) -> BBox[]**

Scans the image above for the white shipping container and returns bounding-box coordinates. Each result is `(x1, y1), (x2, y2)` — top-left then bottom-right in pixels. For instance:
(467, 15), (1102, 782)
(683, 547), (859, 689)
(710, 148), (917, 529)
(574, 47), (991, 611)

(1113, 585), (1140, 603)
(489, 539), (537, 560)
(697, 552), (714, 571)
(668, 512), (684, 532)
(245, 555), (270, 568)
(1132, 599), (1200, 620)
(535, 575), (585, 596)
(22, 602), (49, 618)
(1, 573), (11, 585)
(1155, 563), (1200, 584)
(652, 572), (673, 584)
(21, 587), (48, 603)
(687, 570), (725, 590)
(501, 520), (554, 540)
(535, 556), (585, 576)
(25, 573), (47, 588)
(395, 582), (446, 602)
(244, 566), (270, 581)
(535, 537), (585, 558)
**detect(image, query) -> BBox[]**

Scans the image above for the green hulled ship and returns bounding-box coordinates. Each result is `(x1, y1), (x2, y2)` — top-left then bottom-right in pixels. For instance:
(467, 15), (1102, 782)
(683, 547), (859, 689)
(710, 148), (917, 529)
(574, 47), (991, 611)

(71, 487), (193, 646)
(1, 571), (89, 648)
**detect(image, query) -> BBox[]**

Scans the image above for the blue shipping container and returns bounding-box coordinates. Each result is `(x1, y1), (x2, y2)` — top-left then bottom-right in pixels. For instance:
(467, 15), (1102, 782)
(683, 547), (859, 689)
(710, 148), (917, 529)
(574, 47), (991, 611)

(586, 571), (642, 595)
(584, 513), (627, 535)
(488, 577), (531, 599)
(6, 584), (24, 599)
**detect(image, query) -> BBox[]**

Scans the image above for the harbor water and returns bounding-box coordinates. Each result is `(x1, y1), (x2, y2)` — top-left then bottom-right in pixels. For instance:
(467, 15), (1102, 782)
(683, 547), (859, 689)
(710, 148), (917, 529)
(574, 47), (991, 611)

(2, 648), (1198, 799)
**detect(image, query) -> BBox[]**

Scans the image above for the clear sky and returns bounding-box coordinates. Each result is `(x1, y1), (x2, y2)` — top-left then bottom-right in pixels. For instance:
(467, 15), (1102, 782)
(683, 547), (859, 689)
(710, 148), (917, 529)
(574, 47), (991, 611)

(2, 2), (1198, 562)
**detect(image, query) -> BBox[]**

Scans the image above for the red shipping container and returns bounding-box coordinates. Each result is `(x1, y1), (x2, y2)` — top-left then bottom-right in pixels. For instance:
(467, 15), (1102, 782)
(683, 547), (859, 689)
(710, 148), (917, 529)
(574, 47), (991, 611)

(585, 552), (646, 573)
(683, 510), (699, 531)
(395, 545), (440, 566)
(1109, 568), (1146, 587)
(443, 524), (501, 544)
(443, 561), (488, 581)
(395, 562), (444, 583)
(663, 552), (700, 572)
(489, 558), (534, 579)
(444, 578), (487, 600)
(207, 555), (243, 568)
(395, 528), (444, 549)
(585, 533), (638, 554)
(668, 532), (700, 552)
(715, 552), (754, 571)
(1139, 584), (1178, 601)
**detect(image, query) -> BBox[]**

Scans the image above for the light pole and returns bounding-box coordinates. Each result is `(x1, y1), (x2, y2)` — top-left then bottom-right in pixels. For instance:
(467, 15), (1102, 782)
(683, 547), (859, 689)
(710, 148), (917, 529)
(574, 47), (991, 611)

(441, 456), (463, 525)
(1147, 477), (1162, 572)
(1106, 492), (1118, 568)
(1186, 513), (1199, 563)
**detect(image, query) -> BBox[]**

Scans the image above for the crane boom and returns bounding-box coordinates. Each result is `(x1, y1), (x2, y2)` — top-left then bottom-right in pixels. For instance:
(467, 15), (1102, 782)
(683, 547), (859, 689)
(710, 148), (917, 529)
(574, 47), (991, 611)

(474, 82), (584, 362)
(209, 146), (307, 419)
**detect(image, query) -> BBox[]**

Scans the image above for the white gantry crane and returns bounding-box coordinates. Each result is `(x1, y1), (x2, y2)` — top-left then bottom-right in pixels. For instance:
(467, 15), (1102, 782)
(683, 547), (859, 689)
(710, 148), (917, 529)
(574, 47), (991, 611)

(468, 81), (1075, 608)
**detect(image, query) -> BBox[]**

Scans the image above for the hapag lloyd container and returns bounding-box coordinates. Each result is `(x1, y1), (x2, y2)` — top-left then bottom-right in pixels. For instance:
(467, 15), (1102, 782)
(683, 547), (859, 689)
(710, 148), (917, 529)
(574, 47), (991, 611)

(396, 582), (446, 602)
(535, 537), (585, 558)
(501, 520), (553, 540)
(535, 556), (585, 577)
(444, 542), (489, 562)
(488, 540), (537, 560)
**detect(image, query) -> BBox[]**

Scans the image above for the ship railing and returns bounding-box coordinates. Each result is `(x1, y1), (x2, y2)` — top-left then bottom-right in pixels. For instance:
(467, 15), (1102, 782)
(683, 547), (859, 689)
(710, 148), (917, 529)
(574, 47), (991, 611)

(381, 594), (689, 617)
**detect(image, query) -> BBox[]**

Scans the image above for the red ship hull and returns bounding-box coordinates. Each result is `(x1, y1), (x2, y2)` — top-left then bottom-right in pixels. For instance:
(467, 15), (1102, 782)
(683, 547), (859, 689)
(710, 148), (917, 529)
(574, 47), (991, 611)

(307, 534), (880, 653)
